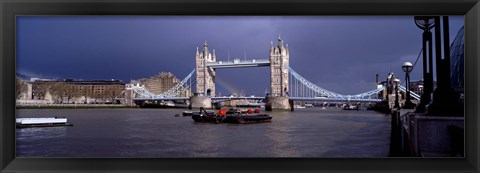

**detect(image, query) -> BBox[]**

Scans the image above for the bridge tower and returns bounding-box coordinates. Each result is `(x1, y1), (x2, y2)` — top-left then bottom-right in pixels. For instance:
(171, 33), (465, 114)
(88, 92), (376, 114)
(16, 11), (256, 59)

(266, 35), (292, 111)
(269, 35), (289, 97)
(191, 41), (216, 108)
(195, 41), (216, 97)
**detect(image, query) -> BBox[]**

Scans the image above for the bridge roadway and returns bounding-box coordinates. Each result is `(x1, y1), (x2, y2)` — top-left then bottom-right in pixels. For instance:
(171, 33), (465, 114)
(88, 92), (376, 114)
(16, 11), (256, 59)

(132, 96), (266, 102)
(288, 97), (382, 102)
(206, 59), (270, 69)
(132, 96), (383, 103)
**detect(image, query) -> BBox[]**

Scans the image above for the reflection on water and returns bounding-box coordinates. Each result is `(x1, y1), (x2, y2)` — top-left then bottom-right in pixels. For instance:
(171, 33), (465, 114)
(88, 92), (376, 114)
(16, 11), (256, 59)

(16, 108), (390, 157)
(265, 111), (299, 157)
(189, 124), (221, 157)
(16, 126), (68, 157)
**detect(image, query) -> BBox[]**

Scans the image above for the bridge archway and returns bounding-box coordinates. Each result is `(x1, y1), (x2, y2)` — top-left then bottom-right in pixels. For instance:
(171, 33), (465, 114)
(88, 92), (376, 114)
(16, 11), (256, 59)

(206, 89), (212, 97)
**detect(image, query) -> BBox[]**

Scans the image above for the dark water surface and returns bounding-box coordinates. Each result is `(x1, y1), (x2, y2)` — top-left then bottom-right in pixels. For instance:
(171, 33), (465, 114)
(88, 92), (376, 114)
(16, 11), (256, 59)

(16, 108), (391, 157)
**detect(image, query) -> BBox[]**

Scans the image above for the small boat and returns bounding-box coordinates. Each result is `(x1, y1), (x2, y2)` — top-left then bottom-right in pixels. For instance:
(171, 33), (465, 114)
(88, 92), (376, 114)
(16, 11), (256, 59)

(16, 117), (73, 128)
(343, 105), (360, 110)
(222, 108), (272, 124)
(294, 105), (306, 109)
(192, 108), (272, 124)
(191, 108), (224, 123)
(182, 111), (193, 116)
(177, 110), (215, 117)
(223, 114), (272, 124)
(192, 110), (215, 116)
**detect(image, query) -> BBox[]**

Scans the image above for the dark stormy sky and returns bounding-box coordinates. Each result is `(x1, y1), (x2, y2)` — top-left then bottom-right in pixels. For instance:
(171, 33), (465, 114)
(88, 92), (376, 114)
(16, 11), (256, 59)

(16, 16), (464, 96)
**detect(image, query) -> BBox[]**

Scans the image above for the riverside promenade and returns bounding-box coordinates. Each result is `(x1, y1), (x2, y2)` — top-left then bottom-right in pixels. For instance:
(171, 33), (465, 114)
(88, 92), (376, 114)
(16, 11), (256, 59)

(390, 109), (464, 157)
(16, 102), (132, 109)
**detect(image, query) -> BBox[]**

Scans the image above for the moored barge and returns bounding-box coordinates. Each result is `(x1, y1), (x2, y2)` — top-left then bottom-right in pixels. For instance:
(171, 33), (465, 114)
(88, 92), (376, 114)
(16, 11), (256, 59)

(222, 114), (272, 124)
(191, 108), (272, 124)
(16, 117), (73, 128)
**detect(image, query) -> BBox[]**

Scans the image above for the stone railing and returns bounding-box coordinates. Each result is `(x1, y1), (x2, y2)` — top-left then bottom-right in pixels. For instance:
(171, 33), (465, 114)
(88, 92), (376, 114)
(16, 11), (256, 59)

(398, 111), (464, 157)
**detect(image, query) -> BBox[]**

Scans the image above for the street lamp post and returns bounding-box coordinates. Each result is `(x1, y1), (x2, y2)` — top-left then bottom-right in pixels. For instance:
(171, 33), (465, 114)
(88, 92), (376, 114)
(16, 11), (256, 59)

(393, 78), (400, 109)
(414, 16), (435, 113)
(402, 62), (415, 109)
(427, 16), (462, 117)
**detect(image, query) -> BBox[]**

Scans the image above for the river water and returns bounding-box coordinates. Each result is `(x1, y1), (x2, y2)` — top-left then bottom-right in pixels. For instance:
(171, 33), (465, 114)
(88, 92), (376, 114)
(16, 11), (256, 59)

(16, 107), (391, 157)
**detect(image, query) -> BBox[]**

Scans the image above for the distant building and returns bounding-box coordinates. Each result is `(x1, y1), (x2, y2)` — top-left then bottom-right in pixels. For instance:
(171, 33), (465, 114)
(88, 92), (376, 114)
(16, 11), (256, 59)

(408, 79), (437, 97)
(63, 79), (125, 103)
(132, 72), (190, 97)
(27, 79), (125, 104)
(376, 73), (437, 102)
(409, 80), (424, 96)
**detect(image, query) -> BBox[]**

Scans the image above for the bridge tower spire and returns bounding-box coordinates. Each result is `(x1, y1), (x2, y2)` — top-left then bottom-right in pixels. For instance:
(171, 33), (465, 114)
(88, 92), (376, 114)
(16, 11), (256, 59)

(212, 49), (216, 61)
(269, 36), (289, 97)
(266, 36), (291, 111)
(195, 41), (216, 98)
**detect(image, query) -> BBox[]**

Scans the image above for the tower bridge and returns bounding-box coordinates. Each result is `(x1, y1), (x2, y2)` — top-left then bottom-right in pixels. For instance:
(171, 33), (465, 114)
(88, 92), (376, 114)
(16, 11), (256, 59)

(193, 36), (290, 110)
(126, 36), (420, 110)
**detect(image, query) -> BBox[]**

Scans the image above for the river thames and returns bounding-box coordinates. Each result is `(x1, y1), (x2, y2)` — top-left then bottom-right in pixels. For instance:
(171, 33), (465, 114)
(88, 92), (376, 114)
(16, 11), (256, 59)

(16, 107), (391, 157)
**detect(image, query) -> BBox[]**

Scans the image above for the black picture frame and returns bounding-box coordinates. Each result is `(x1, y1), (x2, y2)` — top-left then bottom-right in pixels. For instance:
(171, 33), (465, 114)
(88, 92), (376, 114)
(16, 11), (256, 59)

(1, 0), (478, 172)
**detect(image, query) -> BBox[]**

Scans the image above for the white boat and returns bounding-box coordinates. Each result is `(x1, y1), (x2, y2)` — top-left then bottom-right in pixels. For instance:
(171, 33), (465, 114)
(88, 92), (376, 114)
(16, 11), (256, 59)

(160, 102), (175, 107)
(182, 110), (194, 116)
(294, 105), (306, 109)
(16, 117), (72, 128)
(343, 105), (359, 110)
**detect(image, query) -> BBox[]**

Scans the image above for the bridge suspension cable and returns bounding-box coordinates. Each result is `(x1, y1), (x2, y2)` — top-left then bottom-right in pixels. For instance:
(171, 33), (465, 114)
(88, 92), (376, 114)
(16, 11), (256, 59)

(288, 67), (384, 99)
(161, 69), (196, 97)
(398, 85), (421, 100)
(129, 66), (387, 102)
(130, 69), (196, 98)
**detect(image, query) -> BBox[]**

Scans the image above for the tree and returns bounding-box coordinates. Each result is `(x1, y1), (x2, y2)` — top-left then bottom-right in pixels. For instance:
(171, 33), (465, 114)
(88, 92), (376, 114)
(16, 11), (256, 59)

(64, 84), (81, 103)
(105, 85), (124, 104)
(81, 85), (92, 104)
(50, 82), (67, 103)
(32, 82), (50, 100)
